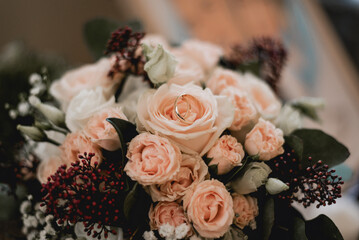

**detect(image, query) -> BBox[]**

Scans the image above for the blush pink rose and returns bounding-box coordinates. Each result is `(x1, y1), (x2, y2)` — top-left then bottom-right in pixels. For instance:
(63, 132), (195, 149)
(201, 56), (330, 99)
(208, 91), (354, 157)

(180, 39), (223, 73)
(137, 83), (234, 156)
(220, 87), (258, 131)
(245, 118), (284, 161)
(147, 154), (208, 202)
(207, 68), (245, 95)
(232, 193), (259, 229)
(149, 201), (188, 230)
(124, 133), (181, 185)
(50, 57), (122, 110)
(207, 135), (245, 175)
(183, 179), (234, 238)
(37, 156), (65, 184)
(168, 50), (205, 86)
(244, 73), (281, 120)
(83, 106), (128, 151)
(60, 132), (103, 166)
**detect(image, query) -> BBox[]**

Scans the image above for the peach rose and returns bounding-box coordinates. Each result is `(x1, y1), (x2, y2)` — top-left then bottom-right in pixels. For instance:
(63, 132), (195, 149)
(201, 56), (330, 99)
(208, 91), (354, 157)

(124, 133), (181, 185)
(183, 179), (234, 238)
(168, 50), (205, 86)
(207, 68), (245, 95)
(37, 156), (65, 183)
(181, 39), (223, 73)
(60, 132), (103, 166)
(83, 106), (128, 151)
(232, 193), (259, 229)
(137, 83), (234, 156)
(245, 118), (284, 161)
(50, 57), (122, 110)
(220, 87), (258, 131)
(244, 73), (281, 120)
(147, 154), (208, 202)
(207, 135), (245, 175)
(149, 201), (188, 230)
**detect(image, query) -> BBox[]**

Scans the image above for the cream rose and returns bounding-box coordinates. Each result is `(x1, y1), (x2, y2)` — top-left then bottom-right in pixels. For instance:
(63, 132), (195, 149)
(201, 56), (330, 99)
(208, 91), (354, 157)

(245, 118), (284, 161)
(65, 87), (115, 132)
(167, 50), (205, 86)
(50, 57), (121, 110)
(232, 193), (259, 229)
(124, 133), (181, 185)
(207, 135), (245, 175)
(149, 201), (188, 230)
(207, 68), (245, 95)
(37, 156), (65, 183)
(183, 179), (234, 238)
(83, 106), (128, 151)
(147, 154), (208, 202)
(143, 44), (177, 85)
(220, 87), (258, 131)
(137, 83), (234, 156)
(244, 73), (281, 120)
(181, 39), (223, 73)
(60, 132), (103, 166)
(141, 34), (171, 50)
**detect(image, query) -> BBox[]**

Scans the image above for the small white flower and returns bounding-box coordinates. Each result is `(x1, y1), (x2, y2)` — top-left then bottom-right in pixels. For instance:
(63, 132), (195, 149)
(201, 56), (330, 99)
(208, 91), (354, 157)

(174, 223), (190, 239)
(20, 200), (32, 214)
(265, 178), (289, 195)
(45, 215), (54, 225)
(143, 231), (158, 240)
(29, 73), (42, 85)
(143, 43), (177, 85)
(27, 230), (37, 240)
(159, 223), (176, 239)
(35, 211), (45, 225)
(9, 109), (17, 119)
(30, 84), (46, 96)
(39, 230), (47, 240)
(24, 215), (38, 228)
(44, 223), (56, 235)
(18, 101), (31, 116)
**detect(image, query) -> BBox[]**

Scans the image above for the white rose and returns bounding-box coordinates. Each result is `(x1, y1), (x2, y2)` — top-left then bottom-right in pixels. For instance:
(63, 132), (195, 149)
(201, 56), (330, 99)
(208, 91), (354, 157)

(275, 104), (302, 135)
(143, 44), (177, 85)
(65, 87), (115, 132)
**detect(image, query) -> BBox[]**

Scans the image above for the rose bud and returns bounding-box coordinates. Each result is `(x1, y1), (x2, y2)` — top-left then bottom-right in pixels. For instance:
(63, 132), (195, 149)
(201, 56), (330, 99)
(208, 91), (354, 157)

(265, 178), (289, 195)
(17, 125), (46, 142)
(231, 162), (271, 194)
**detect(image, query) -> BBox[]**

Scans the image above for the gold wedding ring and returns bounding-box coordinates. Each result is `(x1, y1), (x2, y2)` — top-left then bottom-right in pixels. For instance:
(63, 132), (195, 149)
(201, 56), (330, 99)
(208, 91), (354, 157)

(174, 94), (192, 123)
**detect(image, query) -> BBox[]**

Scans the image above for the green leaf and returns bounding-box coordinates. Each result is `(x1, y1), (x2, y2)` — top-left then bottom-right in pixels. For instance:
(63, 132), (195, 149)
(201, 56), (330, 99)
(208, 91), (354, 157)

(284, 134), (303, 161)
(291, 129), (350, 169)
(208, 164), (219, 176)
(106, 118), (138, 166)
(123, 182), (139, 220)
(262, 197), (275, 240)
(305, 215), (343, 240)
(220, 155), (250, 184)
(291, 98), (324, 122)
(83, 18), (143, 60)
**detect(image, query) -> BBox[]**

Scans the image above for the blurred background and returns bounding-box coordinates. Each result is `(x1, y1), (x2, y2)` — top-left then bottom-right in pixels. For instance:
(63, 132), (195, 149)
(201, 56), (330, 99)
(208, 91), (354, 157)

(0, 0), (359, 239)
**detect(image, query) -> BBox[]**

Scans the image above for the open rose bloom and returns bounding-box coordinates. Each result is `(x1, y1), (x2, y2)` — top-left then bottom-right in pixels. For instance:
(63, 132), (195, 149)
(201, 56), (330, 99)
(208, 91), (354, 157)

(29, 27), (348, 240)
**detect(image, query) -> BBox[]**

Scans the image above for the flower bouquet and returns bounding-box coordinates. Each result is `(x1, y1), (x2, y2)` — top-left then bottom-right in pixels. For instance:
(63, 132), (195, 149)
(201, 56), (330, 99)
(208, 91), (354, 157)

(13, 20), (350, 240)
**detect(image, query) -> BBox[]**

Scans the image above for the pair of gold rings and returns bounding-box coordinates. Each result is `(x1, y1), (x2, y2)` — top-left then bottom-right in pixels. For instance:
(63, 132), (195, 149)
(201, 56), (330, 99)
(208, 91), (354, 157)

(174, 94), (194, 123)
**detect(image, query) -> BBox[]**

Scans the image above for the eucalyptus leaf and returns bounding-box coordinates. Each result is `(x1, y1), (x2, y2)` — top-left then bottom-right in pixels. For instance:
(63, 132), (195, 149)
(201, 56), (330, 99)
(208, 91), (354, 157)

(305, 215), (343, 240)
(83, 18), (143, 60)
(221, 155), (250, 184)
(208, 164), (219, 176)
(284, 134), (303, 161)
(291, 129), (350, 169)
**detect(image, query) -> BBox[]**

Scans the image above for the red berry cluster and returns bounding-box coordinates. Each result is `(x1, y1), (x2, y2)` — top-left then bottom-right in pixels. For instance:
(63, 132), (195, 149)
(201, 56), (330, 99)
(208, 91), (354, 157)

(105, 26), (146, 78)
(41, 153), (132, 239)
(272, 150), (343, 208)
(222, 37), (287, 93)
